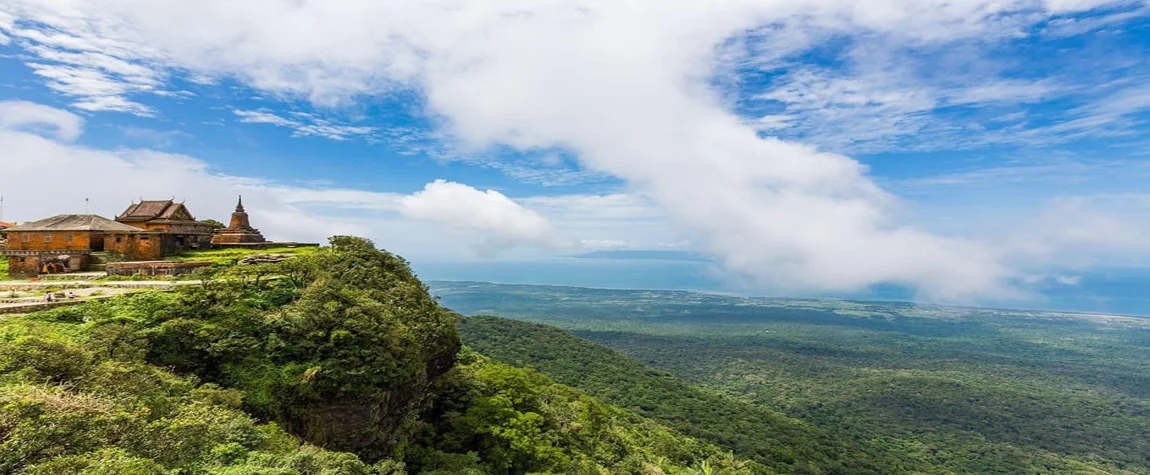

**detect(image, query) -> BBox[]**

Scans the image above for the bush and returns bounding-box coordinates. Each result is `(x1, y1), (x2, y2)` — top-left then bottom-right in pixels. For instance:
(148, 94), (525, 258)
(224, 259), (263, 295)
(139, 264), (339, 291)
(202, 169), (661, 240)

(0, 336), (92, 382)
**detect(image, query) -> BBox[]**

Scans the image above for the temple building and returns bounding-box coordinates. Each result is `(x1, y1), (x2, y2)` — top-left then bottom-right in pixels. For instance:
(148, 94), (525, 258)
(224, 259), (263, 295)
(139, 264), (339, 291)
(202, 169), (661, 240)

(103, 200), (216, 261)
(116, 200), (218, 236)
(211, 196), (267, 245)
(1, 214), (142, 276)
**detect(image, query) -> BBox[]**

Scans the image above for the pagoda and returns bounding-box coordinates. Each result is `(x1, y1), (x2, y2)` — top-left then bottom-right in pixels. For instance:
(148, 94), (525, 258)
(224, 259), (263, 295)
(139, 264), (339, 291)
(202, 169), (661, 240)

(211, 196), (267, 244)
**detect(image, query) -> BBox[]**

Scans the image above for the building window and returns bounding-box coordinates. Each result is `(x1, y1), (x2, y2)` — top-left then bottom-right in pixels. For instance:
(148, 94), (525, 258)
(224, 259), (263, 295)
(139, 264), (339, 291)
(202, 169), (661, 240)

(44, 235), (52, 243)
(21, 234), (29, 242)
(66, 234), (74, 243)
(116, 236), (123, 243)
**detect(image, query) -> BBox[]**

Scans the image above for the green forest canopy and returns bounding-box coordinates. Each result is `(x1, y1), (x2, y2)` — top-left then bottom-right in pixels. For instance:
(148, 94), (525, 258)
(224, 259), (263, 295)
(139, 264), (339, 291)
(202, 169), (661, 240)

(437, 282), (1150, 474)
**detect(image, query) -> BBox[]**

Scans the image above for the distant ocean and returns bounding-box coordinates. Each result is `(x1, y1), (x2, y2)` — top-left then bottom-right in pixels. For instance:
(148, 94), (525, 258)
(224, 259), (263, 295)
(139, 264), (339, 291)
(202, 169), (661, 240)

(414, 258), (1150, 317)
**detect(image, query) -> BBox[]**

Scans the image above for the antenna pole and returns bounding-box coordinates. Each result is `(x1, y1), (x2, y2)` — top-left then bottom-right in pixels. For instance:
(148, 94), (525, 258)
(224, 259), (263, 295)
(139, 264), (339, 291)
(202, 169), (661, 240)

(85, 198), (90, 214)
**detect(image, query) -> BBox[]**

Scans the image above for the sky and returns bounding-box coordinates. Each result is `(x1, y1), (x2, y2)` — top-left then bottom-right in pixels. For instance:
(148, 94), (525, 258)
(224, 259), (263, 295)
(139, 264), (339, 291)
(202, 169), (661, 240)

(1, 0), (1149, 310)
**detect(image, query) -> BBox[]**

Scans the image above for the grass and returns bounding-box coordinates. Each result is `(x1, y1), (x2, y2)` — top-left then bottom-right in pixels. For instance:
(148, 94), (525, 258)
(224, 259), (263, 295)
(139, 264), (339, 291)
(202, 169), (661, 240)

(0, 258), (8, 276)
(163, 246), (322, 265)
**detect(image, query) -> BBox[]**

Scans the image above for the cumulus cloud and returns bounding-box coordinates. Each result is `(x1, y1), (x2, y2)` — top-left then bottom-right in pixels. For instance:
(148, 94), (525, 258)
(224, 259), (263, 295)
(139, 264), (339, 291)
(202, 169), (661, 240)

(0, 100), (84, 141)
(1, 0), (1141, 299)
(399, 180), (566, 254)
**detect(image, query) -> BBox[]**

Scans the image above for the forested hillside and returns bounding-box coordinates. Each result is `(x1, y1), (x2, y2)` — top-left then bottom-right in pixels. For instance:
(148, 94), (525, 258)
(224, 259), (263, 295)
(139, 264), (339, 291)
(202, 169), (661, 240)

(0, 239), (757, 475)
(460, 316), (915, 474)
(436, 282), (1150, 474)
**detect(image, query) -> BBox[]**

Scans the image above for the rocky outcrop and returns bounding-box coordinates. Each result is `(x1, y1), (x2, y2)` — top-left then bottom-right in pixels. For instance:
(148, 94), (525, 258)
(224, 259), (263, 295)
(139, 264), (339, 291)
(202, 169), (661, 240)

(284, 344), (459, 462)
(237, 253), (293, 265)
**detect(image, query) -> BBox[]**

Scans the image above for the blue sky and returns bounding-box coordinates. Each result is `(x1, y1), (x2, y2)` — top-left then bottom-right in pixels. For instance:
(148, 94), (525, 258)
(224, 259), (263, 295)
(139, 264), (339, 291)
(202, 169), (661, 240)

(1, 0), (1149, 311)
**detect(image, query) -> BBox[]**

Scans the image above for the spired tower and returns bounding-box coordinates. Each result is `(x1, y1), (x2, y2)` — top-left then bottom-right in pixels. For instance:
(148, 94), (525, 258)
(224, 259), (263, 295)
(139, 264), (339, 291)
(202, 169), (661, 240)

(211, 196), (267, 244)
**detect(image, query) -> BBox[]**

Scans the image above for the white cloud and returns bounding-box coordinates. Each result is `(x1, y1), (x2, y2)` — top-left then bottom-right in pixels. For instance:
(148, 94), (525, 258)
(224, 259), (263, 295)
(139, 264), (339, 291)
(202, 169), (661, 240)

(1042, 5), (1149, 36)
(20, 46), (160, 114)
(399, 180), (566, 254)
(0, 11), (13, 45)
(233, 109), (375, 141)
(233, 109), (296, 128)
(1007, 194), (1150, 268)
(895, 158), (1150, 189)
(1054, 274), (1082, 285)
(378, 127), (610, 187)
(1, 0), (1143, 300)
(0, 100), (84, 141)
(578, 239), (631, 250)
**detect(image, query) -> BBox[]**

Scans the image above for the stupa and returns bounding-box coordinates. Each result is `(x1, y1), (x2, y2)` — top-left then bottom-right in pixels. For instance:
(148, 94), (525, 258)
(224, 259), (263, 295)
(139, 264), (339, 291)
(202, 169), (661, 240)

(211, 196), (267, 245)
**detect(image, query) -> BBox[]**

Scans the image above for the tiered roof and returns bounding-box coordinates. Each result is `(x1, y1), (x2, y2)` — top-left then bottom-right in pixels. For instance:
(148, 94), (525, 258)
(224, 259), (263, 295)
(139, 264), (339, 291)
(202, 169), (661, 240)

(117, 200), (196, 223)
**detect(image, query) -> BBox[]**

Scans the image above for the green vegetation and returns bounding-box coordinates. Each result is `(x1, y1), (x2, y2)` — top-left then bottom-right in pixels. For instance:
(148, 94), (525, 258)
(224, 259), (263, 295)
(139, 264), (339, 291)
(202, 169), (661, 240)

(201, 219), (226, 230)
(436, 282), (1150, 474)
(0, 239), (756, 474)
(406, 348), (760, 475)
(164, 246), (322, 265)
(0, 257), (8, 276)
(0, 317), (382, 474)
(460, 316), (907, 474)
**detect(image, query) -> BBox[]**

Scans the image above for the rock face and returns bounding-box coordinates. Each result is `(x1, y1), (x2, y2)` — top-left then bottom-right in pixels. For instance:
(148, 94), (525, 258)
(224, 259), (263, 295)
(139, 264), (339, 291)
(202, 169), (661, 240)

(284, 344), (459, 461)
(237, 253), (292, 265)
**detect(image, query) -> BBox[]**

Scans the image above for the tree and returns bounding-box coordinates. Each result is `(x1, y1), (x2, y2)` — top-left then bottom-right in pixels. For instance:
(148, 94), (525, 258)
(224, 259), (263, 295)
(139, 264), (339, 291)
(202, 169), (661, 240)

(201, 219), (225, 230)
